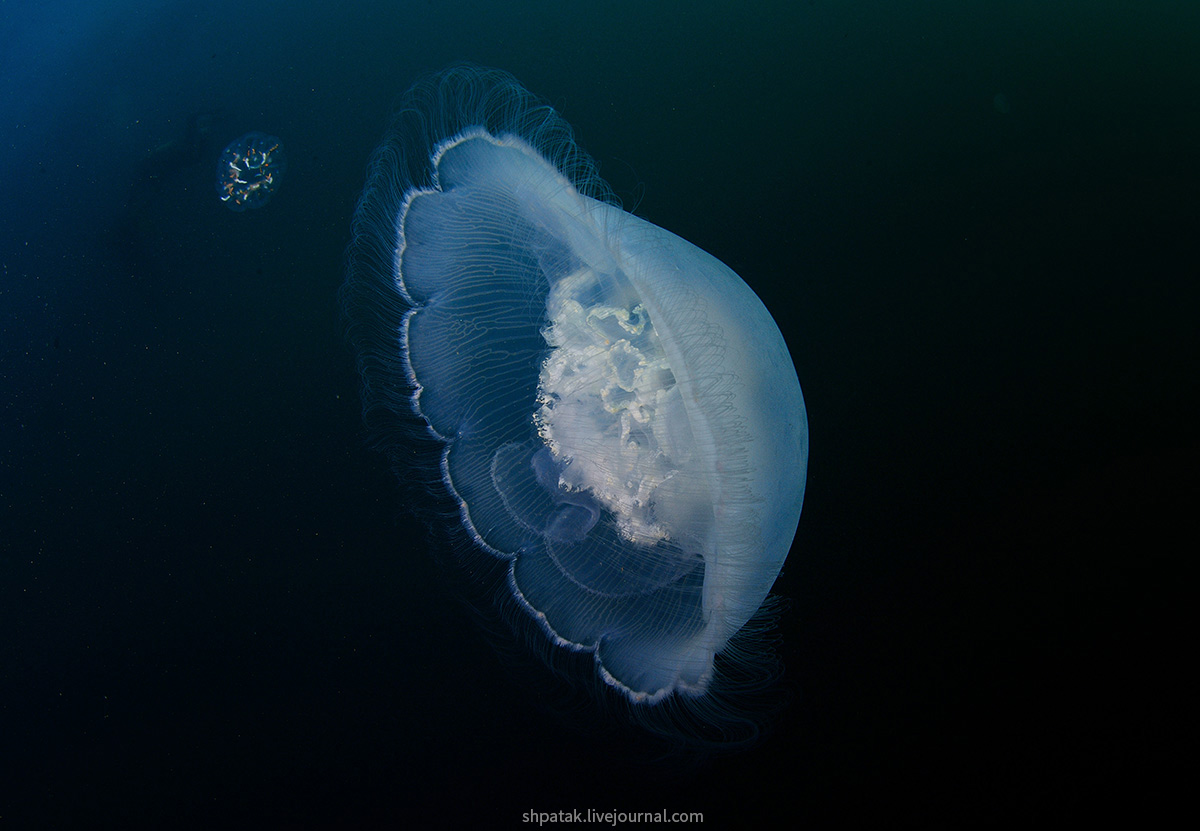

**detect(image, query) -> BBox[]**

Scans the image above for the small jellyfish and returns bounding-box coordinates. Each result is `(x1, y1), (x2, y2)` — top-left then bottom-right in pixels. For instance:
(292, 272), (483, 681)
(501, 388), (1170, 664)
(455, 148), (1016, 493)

(344, 67), (808, 742)
(216, 131), (286, 211)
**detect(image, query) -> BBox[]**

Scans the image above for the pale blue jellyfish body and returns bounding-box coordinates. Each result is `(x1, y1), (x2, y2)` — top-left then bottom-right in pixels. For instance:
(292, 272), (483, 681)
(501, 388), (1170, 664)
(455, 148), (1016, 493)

(346, 67), (807, 724)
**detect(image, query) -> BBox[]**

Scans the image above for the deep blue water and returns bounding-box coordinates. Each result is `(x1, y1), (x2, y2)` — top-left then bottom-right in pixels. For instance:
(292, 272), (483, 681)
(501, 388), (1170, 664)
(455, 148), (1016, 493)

(2, 0), (1194, 825)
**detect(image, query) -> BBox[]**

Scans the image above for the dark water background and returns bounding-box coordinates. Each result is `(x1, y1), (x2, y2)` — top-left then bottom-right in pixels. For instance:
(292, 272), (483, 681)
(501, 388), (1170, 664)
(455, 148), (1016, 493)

(2, 1), (1194, 825)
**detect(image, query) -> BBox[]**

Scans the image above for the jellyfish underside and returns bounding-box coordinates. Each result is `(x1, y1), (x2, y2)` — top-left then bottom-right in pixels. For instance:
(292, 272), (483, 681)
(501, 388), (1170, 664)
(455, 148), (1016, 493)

(398, 128), (807, 704)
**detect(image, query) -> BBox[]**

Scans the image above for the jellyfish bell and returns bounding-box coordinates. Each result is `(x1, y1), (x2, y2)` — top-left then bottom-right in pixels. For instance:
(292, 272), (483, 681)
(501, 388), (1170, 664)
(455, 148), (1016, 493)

(216, 131), (286, 211)
(344, 66), (807, 744)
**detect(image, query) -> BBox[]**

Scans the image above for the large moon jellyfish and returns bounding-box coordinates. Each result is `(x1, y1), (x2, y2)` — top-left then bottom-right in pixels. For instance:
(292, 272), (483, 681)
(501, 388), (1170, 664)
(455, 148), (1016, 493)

(343, 66), (808, 743)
